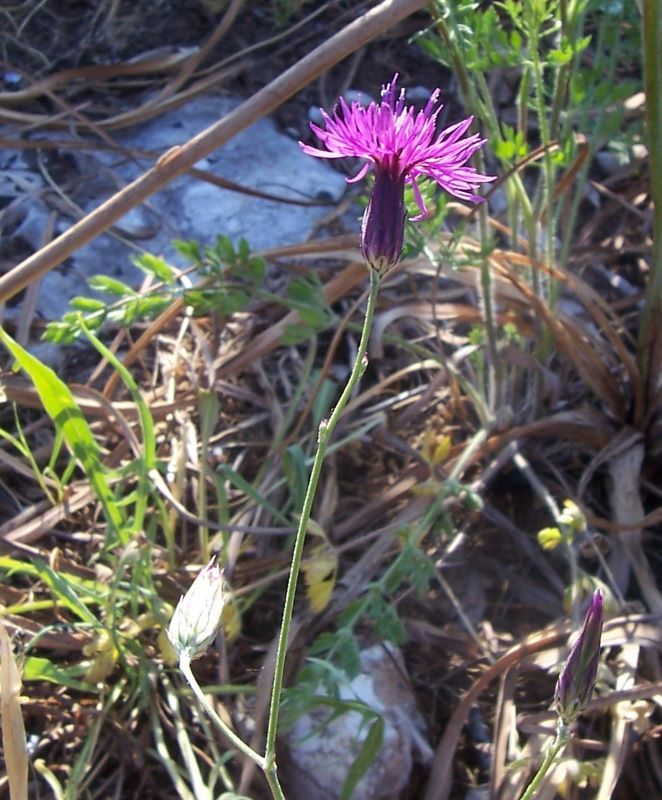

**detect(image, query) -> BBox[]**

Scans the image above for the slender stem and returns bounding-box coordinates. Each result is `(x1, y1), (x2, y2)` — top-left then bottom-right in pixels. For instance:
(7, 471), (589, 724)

(432, 12), (503, 411)
(263, 269), (381, 780)
(448, 426), (490, 482)
(264, 768), (286, 800)
(519, 723), (570, 800)
(527, 4), (555, 303)
(476, 207), (501, 411)
(179, 655), (267, 770)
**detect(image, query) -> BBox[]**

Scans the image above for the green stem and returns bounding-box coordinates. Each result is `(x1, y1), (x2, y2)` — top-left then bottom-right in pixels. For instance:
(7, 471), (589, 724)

(432, 14), (502, 411)
(179, 655), (267, 771)
(263, 269), (381, 783)
(527, 5), (555, 305)
(477, 197), (502, 411)
(519, 723), (570, 800)
(264, 769), (286, 800)
(448, 426), (490, 482)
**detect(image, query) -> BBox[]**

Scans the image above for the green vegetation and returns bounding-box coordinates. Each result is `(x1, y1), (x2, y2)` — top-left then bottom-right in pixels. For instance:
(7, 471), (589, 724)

(0, 2), (659, 799)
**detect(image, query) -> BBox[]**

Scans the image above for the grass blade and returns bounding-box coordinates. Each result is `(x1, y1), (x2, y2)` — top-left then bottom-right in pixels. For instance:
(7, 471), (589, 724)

(0, 328), (126, 540)
(0, 621), (28, 800)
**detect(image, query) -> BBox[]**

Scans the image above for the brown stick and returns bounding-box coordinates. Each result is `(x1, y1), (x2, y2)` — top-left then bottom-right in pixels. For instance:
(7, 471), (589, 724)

(0, 0), (429, 304)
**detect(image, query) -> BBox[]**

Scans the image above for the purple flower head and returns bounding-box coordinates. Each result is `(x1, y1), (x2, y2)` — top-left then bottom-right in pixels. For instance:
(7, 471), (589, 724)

(555, 589), (604, 725)
(301, 74), (495, 273)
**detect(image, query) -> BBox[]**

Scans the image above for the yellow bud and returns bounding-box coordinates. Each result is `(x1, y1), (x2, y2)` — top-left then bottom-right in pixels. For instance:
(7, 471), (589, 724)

(302, 543), (337, 614)
(537, 526), (563, 550)
(557, 499), (586, 534)
(421, 430), (452, 468)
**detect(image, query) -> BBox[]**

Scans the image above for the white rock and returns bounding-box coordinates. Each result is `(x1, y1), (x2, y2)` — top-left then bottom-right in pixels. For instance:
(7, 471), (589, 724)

(284, 643), (432, 800)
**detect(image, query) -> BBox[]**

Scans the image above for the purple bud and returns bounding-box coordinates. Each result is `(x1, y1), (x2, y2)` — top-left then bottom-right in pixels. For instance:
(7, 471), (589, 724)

(360, 160), (406, 274)
(554, 589), (603, 724)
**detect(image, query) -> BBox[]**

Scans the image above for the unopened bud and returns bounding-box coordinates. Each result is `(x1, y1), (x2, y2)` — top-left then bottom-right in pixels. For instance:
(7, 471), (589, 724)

(361, 161), (406, 274)
(167, 559), (226, 661)
(555, 589), (603, 725)
(538, 526), (563, 550)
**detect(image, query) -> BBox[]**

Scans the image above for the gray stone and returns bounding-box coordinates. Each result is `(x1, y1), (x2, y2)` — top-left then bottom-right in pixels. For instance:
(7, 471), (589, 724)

(2, 94), (347, 321)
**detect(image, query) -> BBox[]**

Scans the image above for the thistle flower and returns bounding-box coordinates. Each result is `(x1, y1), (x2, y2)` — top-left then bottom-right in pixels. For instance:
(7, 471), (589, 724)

(167, 558), (226, 662)
(555, 589), (604, 725)
(301, 74), (494, 273)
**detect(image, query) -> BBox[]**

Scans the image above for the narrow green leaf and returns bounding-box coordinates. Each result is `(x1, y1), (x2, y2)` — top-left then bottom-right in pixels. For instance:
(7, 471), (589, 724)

(88, 275), (135, 296)
(0, 328), (126, 537)
(216, 464), (290, 525)
(340, 715), (384, 800)
(173, 238), (202, 265)
(132, 252), (175, 285)
(282, 444), (307, 510)
(33, 559), (98, 625)
(213, 235), (236, 264)
(69, 297), (107, 313)
(23, 655), (90, 690)
(237, 238), (250, 262)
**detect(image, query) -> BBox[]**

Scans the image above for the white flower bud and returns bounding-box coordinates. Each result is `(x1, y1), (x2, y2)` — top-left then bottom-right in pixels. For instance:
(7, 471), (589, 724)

(167, 559), (226, 661)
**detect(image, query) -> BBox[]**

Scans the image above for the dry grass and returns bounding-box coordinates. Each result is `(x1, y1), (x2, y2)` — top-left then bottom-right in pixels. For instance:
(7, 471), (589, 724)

(0, 1), (660, 799)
